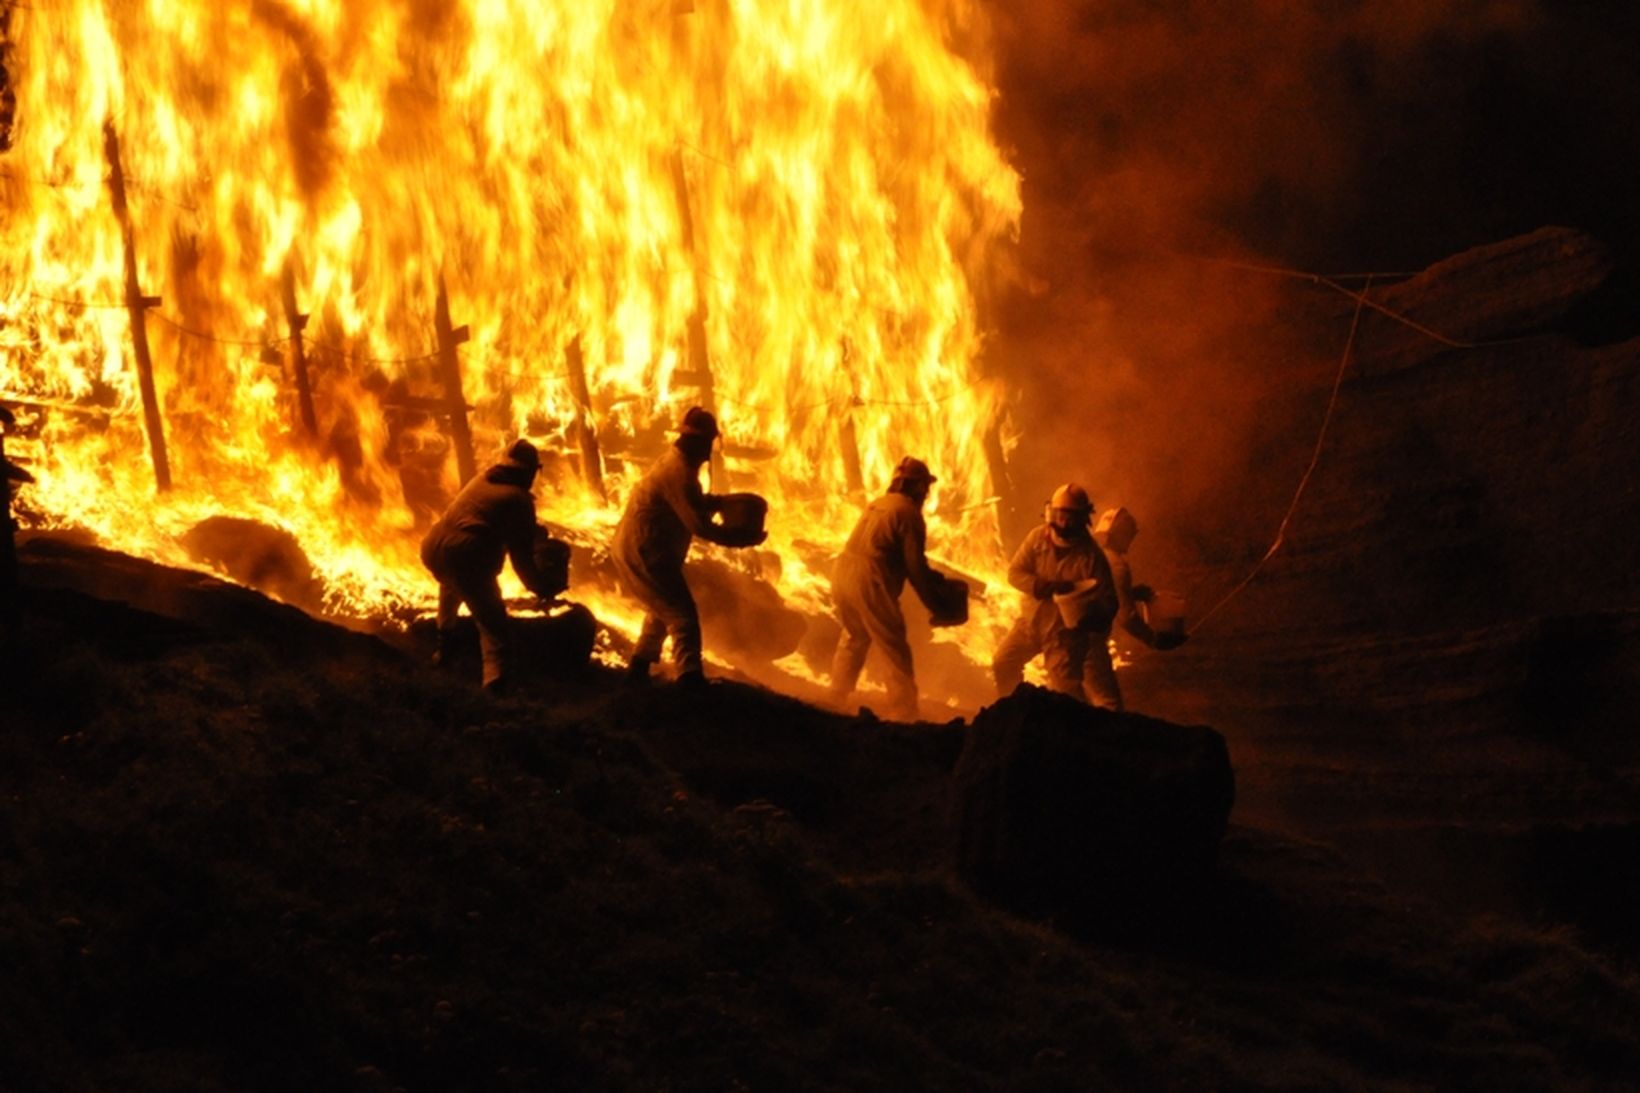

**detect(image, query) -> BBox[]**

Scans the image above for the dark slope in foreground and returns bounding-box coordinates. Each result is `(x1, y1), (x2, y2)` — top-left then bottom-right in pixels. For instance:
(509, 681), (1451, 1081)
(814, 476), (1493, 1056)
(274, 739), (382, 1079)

(4, 554), (1639, 1092)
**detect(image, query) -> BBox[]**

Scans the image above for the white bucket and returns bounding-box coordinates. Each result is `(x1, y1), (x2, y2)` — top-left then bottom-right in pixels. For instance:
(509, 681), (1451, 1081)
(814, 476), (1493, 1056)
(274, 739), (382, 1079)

(1052, 577), (1108, 630)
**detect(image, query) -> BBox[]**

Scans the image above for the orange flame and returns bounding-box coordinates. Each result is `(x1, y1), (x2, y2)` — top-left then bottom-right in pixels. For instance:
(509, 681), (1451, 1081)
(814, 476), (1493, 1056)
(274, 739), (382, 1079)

(1, 0), (1022, 705)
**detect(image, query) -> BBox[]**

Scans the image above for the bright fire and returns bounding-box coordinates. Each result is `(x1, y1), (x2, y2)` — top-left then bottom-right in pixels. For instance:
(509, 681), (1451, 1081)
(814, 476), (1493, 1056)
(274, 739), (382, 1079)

(0, 0), (1022, 705)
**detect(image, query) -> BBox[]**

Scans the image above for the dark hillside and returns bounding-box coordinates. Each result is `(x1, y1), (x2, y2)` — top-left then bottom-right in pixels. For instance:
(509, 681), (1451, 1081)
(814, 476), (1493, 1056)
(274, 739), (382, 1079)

(4, 546), (1639, 1090)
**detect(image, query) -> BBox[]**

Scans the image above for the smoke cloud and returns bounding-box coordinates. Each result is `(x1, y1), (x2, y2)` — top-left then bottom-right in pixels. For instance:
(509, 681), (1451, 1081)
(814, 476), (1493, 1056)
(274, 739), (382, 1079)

(980, 0), (1639, 584)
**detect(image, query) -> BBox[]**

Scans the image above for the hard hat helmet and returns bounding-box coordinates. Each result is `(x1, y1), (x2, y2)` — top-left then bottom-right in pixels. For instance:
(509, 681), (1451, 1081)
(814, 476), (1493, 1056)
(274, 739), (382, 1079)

(1049, 483), (1092, 514)
(1095, 505), (1134, 548)
(677, 406), (720, 440)
(890, 456), (936, 487)
(499, 438), (540, 473)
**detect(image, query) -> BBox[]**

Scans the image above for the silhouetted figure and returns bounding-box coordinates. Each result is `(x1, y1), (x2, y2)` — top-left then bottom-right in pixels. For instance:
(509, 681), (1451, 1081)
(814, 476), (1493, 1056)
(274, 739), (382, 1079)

(1, 404), (33, 633)
(992, 483), (1123, 710)
(419, 439), (556, 693)
(1095, 506), (1187, 653)
(827, 456), (953, 721)
(612, 407), (766, 688)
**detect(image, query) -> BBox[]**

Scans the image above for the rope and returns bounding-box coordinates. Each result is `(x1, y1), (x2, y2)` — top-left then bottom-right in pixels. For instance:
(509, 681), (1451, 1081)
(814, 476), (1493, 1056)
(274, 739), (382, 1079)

(149, 310), (286, 350)
(1196, 255), (1530, 349)
(1188, 274), (1372, 637)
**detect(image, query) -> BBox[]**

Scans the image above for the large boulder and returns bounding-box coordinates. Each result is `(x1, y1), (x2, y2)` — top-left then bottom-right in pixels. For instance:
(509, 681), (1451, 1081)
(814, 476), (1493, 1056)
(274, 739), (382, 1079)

(951, 685), (1234, 919)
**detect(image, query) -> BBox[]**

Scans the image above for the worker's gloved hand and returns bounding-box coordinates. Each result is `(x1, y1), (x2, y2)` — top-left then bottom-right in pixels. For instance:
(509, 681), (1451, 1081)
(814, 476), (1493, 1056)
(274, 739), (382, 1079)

(1153, 631), (1188, 651)
(1130, 583), (1155, 604)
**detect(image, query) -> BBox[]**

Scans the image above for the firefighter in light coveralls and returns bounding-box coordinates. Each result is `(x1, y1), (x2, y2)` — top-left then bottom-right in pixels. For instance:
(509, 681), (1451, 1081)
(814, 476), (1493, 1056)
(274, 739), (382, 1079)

(1095, 506), (1188, 653)
(992, 483), (1124, 710)
(613, 407), (765, 689)
(827, 457), (951, 721)
(420, 438), (556, 693)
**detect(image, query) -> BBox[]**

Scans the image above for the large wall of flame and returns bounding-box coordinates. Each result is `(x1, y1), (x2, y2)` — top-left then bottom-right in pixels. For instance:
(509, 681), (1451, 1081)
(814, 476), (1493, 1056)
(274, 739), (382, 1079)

(1, 0), (1020, 614)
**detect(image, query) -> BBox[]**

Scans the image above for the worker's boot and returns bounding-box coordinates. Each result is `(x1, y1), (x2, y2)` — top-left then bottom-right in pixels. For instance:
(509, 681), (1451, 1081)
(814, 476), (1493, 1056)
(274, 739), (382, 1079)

(675, 669), (708, 693)
(625, 655), (654, 685)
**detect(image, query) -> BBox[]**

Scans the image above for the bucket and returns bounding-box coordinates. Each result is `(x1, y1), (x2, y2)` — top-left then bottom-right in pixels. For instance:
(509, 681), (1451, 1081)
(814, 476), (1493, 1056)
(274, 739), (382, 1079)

(1143, 589), (1187, 636)
(929, 576), (969, 627)
(716, 492), (768, 537)
(1052, 577), (1110, 630)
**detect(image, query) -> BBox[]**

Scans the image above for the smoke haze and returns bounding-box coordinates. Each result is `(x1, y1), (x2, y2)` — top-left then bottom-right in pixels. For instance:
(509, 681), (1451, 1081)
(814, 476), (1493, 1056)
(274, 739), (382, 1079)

(981, 0), (1640, 584)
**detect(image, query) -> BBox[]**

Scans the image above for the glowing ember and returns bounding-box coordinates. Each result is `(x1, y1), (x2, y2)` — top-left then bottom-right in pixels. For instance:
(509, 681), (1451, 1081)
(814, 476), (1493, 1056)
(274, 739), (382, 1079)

(0, 0), (1021, 702)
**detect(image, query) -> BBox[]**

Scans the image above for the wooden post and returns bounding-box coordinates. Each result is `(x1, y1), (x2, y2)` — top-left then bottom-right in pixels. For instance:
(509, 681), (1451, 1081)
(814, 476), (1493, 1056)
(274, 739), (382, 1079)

(103, 121), (170, 492)
(280, 263), (318, 437)
(836, 342), (865, 494)
(433, 274), (477, 485)
(983, 410), (1021, 552)
(669, 146), (728, 490)
(839, 398), (865, 495)
(564, 335), (607, 502)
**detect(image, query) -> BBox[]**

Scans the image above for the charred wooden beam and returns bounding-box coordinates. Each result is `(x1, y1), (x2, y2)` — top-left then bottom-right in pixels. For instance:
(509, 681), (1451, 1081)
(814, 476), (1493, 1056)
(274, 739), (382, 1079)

(564, 335), (607, 502)
(280, 263), (318, 437)
(102, 121), (170, 492)
(433, 274), (477, 485)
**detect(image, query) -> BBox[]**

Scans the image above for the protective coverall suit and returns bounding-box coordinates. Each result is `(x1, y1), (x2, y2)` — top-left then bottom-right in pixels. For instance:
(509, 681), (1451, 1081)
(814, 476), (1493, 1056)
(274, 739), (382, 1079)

(419, 441), (552, 690)
(612, 409), (756, 682)
(992, 489), (1123, 710)
(827, 460), (947, 721)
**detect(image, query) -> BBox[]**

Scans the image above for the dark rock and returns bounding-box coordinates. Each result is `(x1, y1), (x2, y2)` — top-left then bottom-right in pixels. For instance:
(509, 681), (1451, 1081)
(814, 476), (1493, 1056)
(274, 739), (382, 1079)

(1351, 226), (1614, 377)
(951, 685), (1234, 919)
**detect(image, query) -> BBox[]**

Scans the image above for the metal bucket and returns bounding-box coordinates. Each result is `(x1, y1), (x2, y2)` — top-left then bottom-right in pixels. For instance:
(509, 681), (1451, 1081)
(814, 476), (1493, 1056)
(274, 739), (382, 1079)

(1143, 589), (1187, 636)
(929, 576), (969, 627)
(716, 492), (768, 537)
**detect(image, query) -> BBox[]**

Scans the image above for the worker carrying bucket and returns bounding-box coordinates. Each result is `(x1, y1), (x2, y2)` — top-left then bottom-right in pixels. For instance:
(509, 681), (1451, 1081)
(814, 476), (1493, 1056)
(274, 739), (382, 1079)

(991, 483), (1125, 710)
(1093, 506), (1189, 653)
(827, 456), (964, 720)
(612, 407), (767, 690)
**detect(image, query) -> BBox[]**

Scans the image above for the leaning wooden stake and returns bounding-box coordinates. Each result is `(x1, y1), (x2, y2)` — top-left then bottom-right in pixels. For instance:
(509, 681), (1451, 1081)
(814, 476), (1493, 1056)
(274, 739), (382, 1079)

(102, 121), (170, 492)
(669, 146), (728, 490)
(564, 335), (607, 502)
(279, 263), (318, 437)
(433, 275), (477, 485)
(835, 342), (865, 494)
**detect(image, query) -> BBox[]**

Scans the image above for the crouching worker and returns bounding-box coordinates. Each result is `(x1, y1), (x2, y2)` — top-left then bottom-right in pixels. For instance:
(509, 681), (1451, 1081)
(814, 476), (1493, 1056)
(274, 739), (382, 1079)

(1094, 506), (1187, 653)
(612, 407), (766, 690)
(420, 438), (557, 693)
(827, 457), (955, 722)
(992, 483), (1124, 710)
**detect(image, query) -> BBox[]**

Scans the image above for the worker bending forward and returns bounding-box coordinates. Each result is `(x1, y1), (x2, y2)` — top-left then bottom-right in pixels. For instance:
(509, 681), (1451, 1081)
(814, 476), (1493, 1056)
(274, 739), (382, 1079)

(827, 457), (952, 721)
(992, 483), (1123, 710)
(420, 439), (557, 693)
(613, 407), (764, 688)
